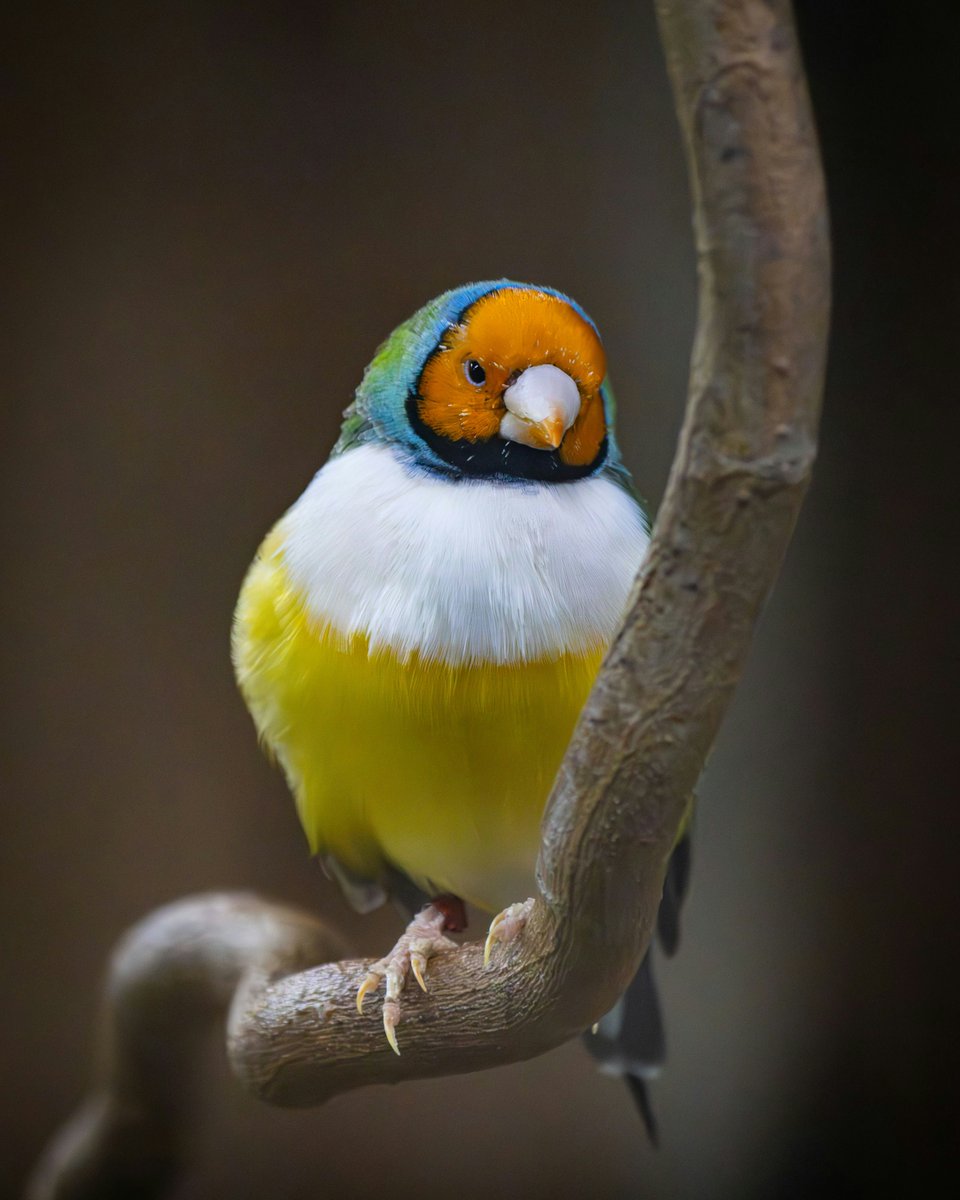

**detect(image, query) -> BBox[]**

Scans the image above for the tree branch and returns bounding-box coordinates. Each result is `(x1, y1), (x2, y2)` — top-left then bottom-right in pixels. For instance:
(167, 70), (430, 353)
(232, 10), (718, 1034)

(27, 2), (829, 1195)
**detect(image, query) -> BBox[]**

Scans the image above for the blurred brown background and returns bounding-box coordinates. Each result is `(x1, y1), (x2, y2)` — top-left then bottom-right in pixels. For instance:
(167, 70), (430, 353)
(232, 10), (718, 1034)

(3, 2), (957, 1197)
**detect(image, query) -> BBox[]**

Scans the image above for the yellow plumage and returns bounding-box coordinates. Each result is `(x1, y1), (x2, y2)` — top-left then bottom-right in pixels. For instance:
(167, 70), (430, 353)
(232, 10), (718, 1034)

(233, 526), (604, 914)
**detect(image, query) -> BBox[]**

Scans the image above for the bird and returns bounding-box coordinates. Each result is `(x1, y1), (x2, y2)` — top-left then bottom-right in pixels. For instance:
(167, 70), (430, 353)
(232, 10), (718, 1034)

(232, 279), (689, 1136)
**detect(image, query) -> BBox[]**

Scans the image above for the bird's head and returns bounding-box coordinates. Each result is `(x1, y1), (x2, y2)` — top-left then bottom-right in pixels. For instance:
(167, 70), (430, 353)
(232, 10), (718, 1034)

(337, 281), (625, 483)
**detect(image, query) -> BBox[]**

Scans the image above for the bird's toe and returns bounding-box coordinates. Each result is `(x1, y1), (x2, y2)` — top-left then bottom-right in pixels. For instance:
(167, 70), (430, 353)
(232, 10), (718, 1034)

(483, 897), (535, 966)
(356, 903), (458, 1053)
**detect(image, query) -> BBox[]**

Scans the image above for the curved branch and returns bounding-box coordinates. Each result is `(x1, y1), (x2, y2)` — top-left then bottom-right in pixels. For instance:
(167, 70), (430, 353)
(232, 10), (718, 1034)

(28, 1), (829, 1195)
(26, 895), (344, 1200)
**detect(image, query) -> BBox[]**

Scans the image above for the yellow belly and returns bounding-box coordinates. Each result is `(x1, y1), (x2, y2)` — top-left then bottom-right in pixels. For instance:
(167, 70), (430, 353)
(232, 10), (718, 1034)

(233, 532), (603, 913)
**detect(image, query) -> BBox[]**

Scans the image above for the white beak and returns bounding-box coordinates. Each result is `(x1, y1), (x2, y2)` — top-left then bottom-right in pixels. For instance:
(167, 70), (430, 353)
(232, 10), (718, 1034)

(498, 364), (581, 451)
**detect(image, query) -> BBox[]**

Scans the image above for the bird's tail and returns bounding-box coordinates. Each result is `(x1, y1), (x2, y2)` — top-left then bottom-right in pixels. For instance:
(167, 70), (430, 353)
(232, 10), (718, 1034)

(582, 830), (692, 1145)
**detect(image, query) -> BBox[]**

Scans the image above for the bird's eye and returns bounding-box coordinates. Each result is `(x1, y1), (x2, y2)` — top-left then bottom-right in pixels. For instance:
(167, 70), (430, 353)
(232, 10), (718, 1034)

(464, 359), (486, 386)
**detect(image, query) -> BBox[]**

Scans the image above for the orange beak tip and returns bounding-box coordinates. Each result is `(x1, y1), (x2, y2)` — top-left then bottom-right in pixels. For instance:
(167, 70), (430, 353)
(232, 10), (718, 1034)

(530, 417), (565, 450)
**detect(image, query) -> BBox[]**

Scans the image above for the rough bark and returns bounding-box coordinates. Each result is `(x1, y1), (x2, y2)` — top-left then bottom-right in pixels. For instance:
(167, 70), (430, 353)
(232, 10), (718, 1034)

(27, 1), (829, 1195)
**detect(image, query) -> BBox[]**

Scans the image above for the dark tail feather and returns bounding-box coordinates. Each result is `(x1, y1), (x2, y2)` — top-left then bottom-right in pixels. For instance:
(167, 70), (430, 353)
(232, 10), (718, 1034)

(583, 950), (665, 1142)
(657, 830), (691, 957)
(587, 951), (666, 1071)
(626, 1075), (660, 1148)
(583, 831), (692, 1143)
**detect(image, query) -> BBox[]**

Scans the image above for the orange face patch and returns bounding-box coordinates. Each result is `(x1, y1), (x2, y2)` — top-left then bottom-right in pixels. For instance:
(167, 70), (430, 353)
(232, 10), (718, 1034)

(416, 288), (608, 467)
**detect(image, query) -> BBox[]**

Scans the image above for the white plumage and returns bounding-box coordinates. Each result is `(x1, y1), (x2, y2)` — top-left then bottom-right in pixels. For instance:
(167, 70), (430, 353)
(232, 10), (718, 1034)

(280, 443), (650, 667)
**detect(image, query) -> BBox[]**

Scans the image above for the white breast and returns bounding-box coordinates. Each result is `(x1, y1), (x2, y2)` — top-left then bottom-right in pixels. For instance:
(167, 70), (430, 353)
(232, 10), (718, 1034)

(280, 442), (649, 666)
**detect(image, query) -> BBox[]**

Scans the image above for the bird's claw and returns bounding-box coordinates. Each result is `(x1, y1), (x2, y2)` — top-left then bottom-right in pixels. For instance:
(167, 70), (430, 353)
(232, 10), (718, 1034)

(382, 998), (400, 1055)
(483, 898), (535, 966)
(354, 904), (457, 1053)
(356, 972), (380, 1014)
(410, 950), (428, 993)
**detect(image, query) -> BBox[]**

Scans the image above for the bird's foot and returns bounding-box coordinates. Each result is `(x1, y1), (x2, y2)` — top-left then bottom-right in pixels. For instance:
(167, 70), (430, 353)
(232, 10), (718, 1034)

(483, 897), (536, 966)
(356, 903), (458, 1054)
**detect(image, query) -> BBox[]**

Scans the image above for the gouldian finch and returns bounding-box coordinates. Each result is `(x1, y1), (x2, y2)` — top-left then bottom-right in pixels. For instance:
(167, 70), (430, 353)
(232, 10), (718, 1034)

(233, 281), (688, 1135)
